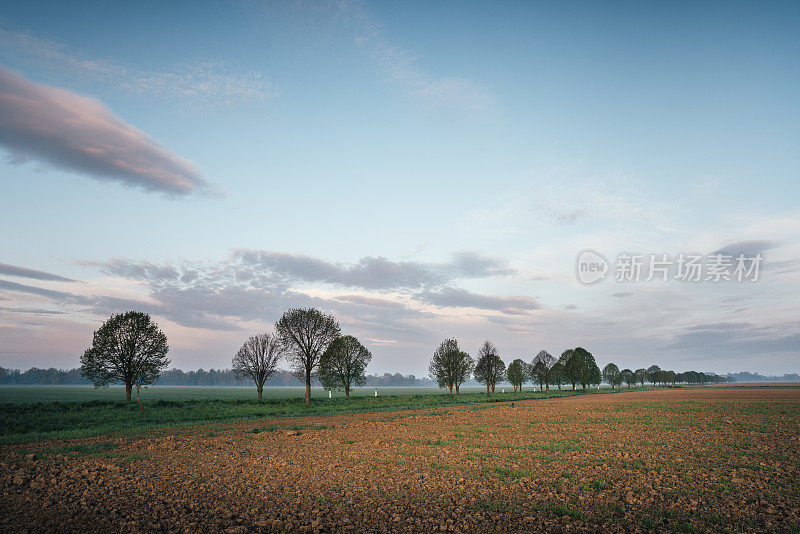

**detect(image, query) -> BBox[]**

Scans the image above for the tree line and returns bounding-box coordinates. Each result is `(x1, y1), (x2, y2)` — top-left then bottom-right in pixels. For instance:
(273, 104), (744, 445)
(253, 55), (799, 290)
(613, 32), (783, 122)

(72, 309), (733, 405)
(0, 367), (433, 387)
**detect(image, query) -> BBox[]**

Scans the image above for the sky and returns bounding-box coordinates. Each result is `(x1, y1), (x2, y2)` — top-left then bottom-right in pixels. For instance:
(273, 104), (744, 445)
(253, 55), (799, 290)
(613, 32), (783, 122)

(1, 1), (798, 376)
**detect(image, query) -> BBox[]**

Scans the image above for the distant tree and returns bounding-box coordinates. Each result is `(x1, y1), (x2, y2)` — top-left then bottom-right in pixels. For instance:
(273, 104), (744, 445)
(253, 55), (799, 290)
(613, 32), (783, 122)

(319, 335), (372, 397)
(429, 339), (472, 398)
(506, 359), (527, 394)
(635, 368), (648, 387)
(532, 350), (557, 394)
(602, 363), (622, 389)
(473, 341), (505, 396)
(621, 368), (636, 388)
(80, 311), (169, 404)
(232, 332), (283, 399)
(550, 361), (566, 390)
(275, 308), (341, 406)
(647, 365), (661, 387)
(565, 347), (600, 392)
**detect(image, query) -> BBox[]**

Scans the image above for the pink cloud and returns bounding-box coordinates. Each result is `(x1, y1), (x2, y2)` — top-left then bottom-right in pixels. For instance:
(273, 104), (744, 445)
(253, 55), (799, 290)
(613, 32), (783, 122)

(0, 66), (206, 195)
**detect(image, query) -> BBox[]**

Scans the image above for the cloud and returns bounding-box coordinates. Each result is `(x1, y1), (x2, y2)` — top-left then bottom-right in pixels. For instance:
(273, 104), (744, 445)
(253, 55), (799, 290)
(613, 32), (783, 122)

(661, 321), (800, 357)
(556, 208), (589, 225)
(0, 262), (77, 282)
(712, 240), (779, 257)
(0, 306), (66, 316)
(95, 249), (514, 292)
(0, 66), (207, 195)
(0, 28), (275, 104)
(0, 278), (74, 300)
(610, 292), (632, 298)
(415, 287), (540, 314)
(330, 2), (492, 110)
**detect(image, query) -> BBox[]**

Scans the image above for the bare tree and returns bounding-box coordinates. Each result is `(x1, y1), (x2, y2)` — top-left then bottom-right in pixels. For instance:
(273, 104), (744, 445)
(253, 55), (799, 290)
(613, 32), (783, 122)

(275, 308), (340, 406)
(232, 332), (283, 399)
(80, 311), (169, 403)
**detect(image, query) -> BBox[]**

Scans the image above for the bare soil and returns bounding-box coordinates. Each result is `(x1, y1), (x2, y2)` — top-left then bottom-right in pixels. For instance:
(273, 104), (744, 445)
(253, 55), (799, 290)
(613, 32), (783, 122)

(2, 386), (798, 533)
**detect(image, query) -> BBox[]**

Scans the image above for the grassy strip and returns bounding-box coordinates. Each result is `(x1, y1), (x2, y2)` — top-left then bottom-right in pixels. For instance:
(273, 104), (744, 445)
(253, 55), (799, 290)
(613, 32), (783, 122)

(1, 386), (657, 445)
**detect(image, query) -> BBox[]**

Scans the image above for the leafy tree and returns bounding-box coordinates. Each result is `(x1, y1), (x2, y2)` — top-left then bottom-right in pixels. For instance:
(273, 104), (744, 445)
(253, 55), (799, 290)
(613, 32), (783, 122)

(621, 368), (636, 388)
(558, 350), (577, 390)
(232, 332), (283, 399)
(506, 359), (527, 394)
(550, 361), (566, 390)
(474, 341), (505, 396)
(602, 363), (622, 389)
(319, 335), (372, 397)
(429, 339), (472, 398)
(590, 363), (602, 390)
(666, 370), (677, 387)
(565, 347), (600, 392)
(635, 368), (647, 387)
(80, 311), (169, 404)
(647, 365), (661, 386)
(275, 308), (341, 406)
(532, 350), (556, 393)
(454, 350), (475, 394)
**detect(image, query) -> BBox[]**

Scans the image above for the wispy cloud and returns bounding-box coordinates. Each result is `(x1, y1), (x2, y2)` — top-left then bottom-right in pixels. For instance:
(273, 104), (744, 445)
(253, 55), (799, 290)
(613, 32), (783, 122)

(0, 262), (77, 282)
(415, 287), (540, 314)
(0, 28), (275, 105)
(331, 1), (492, 110)
(0, 66), (207, 195)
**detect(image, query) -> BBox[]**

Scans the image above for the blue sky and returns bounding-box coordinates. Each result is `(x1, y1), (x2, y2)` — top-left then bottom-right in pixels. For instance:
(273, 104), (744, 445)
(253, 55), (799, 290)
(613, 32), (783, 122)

(1, 1), (798, 376)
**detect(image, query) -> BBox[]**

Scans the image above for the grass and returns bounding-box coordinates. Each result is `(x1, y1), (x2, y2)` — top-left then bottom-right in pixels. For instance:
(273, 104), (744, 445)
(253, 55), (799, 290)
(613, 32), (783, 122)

(0, 385), (651, 444)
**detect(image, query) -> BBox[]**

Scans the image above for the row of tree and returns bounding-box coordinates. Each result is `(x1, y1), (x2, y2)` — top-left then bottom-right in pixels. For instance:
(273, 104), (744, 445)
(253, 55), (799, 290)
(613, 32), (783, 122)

(428, 341), (606, 397)
(76, 309), (732, 405)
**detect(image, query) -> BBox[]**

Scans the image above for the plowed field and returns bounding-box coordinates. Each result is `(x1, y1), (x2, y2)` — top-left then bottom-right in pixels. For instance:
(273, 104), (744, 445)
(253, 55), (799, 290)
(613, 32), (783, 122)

(2, 386), (798, 533)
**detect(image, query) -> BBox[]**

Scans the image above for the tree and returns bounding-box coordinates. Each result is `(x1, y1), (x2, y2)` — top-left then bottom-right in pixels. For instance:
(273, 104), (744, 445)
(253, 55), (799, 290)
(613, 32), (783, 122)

(275, 308), (340, 406)
(506, 359), (527, 394)
(429, 339), (472, 398)
(551, 361), (566, 390)
(532, 350), (556, 394)
(232, 332), (283, 399)
(473, 341), (505, 396)
(454, 350), (475, 394)
(558, 350), (577, 390)
(564, 347), (600, 392)
(647, 365), (661, 387)
(621, 368), (636, 388)
(319, 335), (372, 397)
(635, 368), (647, 387)
(602, 363), (621, 389)
(80, 311), (169, 403)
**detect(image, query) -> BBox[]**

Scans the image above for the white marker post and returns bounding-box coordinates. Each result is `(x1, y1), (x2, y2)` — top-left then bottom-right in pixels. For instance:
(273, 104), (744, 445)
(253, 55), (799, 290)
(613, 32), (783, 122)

(329, 390), (332, 399)
(374, 388), (378, 397)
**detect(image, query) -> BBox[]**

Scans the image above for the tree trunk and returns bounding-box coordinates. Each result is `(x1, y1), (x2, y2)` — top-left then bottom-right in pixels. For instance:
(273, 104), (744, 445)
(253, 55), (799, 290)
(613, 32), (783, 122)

(572, 383), (575, 391)
(582, 384), (586, 393)
(257, 386), (263, 400)
(455, 383), (460, 394)
(136, 384), (143, 415)
(345, 386), (350, 397)
(449, 385), (453, 399)
(491, 384), (495, 393)
(486, 383), (490, 397)
(125, 382), (132, 402)
(546, 383), (549, 394)
(305, 370), (311, 406)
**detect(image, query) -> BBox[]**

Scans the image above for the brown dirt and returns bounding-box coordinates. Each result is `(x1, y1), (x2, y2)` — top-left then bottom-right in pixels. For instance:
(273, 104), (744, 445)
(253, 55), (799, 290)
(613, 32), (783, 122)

(2, 386), (799, 533)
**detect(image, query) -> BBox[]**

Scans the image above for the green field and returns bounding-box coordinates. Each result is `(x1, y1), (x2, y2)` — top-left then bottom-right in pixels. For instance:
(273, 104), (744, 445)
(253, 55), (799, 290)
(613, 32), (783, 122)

(0, 385), (626, 445)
